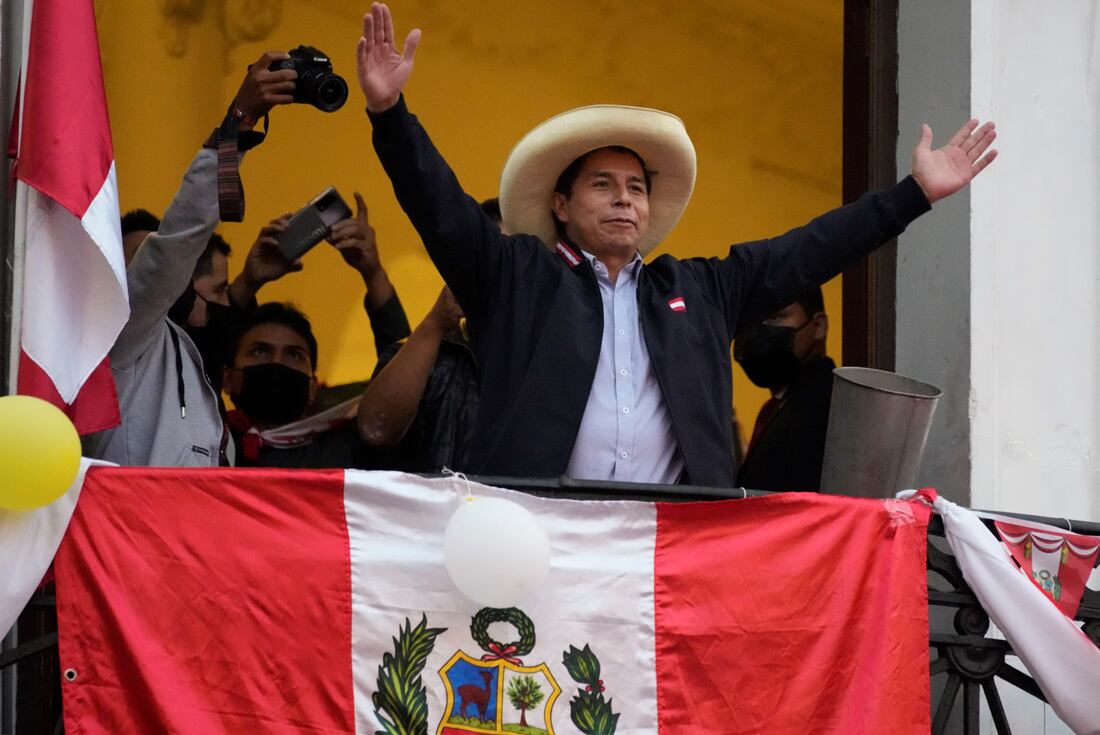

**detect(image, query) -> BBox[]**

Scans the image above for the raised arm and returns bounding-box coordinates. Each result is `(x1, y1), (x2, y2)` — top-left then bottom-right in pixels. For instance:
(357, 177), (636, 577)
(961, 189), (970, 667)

(328, 192), (395, 311)
(112, 53), (296, 368)
(357, 287), (462, 448)
(703, 118), (998, 335)
(227, 212), (300, 307)
(356, 4), (537, 322)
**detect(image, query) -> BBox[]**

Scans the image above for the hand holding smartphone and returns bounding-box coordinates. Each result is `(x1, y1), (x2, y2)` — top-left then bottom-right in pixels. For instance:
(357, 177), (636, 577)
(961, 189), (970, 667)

(275, 187), (353, 262)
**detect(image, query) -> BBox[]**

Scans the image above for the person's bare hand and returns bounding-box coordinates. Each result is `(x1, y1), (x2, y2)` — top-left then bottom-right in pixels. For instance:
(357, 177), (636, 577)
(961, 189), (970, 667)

(356, 3), (420, 113)
(230, 51), (298, 124)
(328, 192), (381, 277)
(244, 213), (302, 287)
(911, 119), (998, 204)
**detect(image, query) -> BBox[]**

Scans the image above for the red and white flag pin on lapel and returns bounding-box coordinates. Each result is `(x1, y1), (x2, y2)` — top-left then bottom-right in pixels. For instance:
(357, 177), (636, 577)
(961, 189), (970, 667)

(667, 296), (686, 312)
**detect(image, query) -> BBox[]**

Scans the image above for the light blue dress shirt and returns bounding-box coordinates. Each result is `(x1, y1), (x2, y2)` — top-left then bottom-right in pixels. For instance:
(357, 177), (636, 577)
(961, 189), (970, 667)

(565, 250), (684, 483)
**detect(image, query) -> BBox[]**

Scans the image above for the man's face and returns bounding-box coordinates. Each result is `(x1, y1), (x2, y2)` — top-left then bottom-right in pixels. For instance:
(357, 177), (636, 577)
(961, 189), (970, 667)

(187, 251), (231, 328)
(550, 148), (650, 259)
(224, 321), (318, 425)
(229, 322), (315, 376)
(764, 302), (827, 362)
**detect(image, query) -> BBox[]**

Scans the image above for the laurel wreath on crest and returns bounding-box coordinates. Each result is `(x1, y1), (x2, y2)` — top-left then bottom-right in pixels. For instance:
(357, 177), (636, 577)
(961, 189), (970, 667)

(562, 644), (620, 735)
(470, 607), (536, 662)
(372, 615), (447, 735)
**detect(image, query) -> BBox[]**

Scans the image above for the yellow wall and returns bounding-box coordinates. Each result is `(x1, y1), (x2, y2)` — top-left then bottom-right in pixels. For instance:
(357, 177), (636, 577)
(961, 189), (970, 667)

(96, 0), (843, 443)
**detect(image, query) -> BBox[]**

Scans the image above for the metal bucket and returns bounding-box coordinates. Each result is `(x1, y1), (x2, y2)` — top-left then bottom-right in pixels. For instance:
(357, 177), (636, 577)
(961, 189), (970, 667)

(819, 367), (942, 498)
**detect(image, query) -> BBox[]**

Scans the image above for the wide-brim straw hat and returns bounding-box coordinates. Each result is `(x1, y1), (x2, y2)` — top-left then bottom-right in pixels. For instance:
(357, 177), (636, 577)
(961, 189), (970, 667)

(499, 105), (696, 257)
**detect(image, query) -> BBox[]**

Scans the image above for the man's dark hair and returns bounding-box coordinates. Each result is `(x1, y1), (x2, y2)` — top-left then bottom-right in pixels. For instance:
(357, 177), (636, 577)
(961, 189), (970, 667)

(480, 197), (502, 225)
(192, 233), (232, 280)
(551, 146), (652, 239)
(120, 209), (160, 236)
(795, 285), (826, 318)
(232, 302), (319, 371)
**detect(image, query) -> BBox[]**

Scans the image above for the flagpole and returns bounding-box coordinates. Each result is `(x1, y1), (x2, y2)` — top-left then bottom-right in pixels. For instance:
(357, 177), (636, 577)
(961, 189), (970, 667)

(3, 0), (31, 396)
(0, 0), (30, 724)
(8, 183), (25, 396)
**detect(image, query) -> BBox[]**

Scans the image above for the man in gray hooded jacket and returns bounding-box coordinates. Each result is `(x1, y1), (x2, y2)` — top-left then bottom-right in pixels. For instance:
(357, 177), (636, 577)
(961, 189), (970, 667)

(83, 52), (298, 466)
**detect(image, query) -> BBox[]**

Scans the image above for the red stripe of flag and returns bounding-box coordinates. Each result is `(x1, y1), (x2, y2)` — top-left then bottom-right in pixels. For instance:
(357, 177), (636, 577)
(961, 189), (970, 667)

(654, 494), (931, 732)
(15, 0), (113, 214)
(17, 352), (118, 435)
(54, 468), (355, 733)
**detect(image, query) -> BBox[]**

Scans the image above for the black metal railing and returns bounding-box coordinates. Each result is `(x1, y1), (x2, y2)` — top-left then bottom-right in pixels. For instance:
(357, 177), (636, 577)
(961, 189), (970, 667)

(3, 477), (1098, 735)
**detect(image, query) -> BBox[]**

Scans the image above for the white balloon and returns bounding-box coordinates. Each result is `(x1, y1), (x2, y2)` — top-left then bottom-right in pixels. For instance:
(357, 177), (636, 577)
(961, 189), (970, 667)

(443, 496), (551, 608)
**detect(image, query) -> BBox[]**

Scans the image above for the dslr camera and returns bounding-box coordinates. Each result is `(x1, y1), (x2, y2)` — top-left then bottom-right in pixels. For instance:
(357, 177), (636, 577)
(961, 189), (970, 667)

(268, 45), (348, 112)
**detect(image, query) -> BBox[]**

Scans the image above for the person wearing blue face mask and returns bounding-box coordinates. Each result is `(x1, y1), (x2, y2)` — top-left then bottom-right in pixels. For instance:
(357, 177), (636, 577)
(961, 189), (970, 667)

(733, 286), (832, 492)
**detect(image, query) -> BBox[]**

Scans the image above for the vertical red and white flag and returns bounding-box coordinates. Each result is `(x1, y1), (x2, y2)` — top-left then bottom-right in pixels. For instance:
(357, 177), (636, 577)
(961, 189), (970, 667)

(904, 489), (1100, 734)
(10, 0), (127, 433)
(43, 469), (933, 733)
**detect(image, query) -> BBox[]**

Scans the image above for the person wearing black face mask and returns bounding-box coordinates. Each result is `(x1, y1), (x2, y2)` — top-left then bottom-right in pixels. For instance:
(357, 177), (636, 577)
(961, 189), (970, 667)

(223, 302), (394, 468)
(733, 286), (834, 492)
(168, 232), (247, 403)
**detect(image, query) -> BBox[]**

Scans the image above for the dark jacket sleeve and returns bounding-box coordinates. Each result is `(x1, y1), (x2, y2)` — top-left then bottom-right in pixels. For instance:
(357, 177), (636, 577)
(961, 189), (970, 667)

(366, 292), (412, 357)
(685, 176), (931, 336)
(370, 337), (405, 379)
(368, 96), (547, 322)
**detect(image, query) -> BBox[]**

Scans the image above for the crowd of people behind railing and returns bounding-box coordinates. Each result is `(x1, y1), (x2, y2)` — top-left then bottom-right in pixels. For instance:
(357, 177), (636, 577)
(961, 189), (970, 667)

(82, 3), (998, 490)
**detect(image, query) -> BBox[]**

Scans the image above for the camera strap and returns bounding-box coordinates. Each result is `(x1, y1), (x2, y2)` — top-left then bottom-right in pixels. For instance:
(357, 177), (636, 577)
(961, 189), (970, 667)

(204, 110), (269, 222)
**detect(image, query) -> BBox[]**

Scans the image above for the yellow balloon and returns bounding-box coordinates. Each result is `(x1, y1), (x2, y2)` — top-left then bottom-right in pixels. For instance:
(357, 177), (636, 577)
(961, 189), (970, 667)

(0, 396), (81, 510)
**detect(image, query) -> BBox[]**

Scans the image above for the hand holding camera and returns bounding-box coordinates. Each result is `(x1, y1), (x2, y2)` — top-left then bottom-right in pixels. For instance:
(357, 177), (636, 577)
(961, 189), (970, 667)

(230, 46), (348, 125)
(268, 45), (348, 112)
(231, 51), (299, 125)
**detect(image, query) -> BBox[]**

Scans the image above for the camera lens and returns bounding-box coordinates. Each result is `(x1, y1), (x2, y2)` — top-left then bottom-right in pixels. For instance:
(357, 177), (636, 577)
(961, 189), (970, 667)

(315, 76), (348, 112)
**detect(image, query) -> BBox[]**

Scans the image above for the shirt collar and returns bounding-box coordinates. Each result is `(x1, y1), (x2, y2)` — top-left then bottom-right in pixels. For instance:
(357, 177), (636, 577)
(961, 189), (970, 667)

(579, 248), (643, 279)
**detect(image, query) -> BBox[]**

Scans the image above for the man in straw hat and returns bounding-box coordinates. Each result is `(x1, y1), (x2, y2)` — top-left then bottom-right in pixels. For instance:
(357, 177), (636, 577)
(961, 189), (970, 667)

(355, 3), (997, 487)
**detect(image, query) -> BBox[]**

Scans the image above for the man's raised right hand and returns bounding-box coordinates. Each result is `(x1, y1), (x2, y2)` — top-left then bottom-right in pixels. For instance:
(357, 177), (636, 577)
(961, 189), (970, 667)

(356, 2), (421, 113)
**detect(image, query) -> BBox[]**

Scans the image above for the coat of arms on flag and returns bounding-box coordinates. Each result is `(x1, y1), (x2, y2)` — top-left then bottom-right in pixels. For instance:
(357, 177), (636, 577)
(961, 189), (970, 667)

(373, 607), (622, 735)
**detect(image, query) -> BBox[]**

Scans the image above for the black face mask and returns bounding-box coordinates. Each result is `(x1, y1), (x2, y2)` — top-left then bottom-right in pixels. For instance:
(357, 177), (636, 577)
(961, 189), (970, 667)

(185, 301), (246, 395)
(230, 363), (311, 426)
(734, 321), (811, 390)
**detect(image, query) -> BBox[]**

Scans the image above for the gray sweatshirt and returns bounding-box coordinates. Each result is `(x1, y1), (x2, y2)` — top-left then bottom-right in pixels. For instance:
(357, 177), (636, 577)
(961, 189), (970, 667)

(83, 149), (224, 466)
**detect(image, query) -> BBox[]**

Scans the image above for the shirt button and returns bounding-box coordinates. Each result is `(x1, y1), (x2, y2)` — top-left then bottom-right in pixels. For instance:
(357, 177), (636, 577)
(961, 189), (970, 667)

(620, 368), (628, 376)
(622, 407), (630, 414)
(620, 451), (629, 459)
(618, 329), (626, 335)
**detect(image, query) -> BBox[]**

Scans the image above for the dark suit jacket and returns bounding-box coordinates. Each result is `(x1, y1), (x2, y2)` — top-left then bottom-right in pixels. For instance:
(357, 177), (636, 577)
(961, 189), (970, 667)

(369, 97), (929, 486)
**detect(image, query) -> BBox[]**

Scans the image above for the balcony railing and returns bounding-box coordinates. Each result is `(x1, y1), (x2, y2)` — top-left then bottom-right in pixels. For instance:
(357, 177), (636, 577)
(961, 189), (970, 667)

(3, 476), (1098, 735)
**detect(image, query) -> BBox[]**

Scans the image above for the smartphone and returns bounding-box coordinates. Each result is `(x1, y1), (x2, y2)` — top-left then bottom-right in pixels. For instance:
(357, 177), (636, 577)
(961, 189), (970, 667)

(275, 187), (354, 261)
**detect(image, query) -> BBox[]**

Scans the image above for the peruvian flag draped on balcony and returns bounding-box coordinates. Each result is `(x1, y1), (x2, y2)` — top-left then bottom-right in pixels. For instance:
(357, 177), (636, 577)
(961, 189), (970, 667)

(9, 0), (128, 433)
(41, 469), (934, 733)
